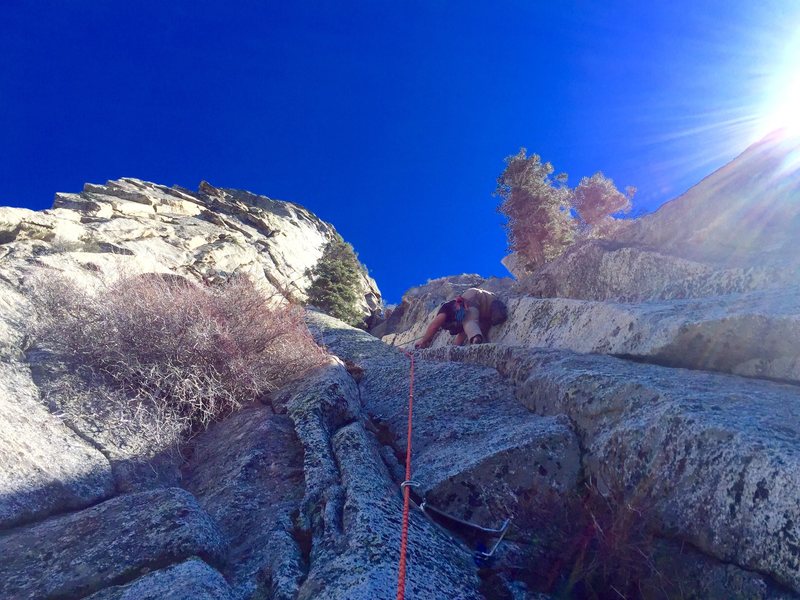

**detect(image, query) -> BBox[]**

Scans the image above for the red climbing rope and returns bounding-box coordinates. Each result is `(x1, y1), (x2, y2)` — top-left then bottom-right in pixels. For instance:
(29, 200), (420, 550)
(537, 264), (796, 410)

(396, 350), (415, 600)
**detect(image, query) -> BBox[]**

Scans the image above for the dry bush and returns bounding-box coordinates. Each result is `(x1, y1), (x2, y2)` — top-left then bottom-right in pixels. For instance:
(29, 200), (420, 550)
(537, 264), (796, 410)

(506, 477), (667, 599)
(32, 272), (327, 432)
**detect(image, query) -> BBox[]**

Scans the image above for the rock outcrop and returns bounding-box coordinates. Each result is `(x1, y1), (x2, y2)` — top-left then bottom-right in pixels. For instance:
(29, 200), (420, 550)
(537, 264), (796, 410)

(0, 177), (380, 311)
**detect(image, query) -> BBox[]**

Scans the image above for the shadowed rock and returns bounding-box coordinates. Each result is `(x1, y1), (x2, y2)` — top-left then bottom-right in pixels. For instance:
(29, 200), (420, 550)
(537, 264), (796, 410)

(84, 558), (234, 600)
(183, 406), (306, 600)
(0, 487), (226, 600)
(0, 359), (113, 530)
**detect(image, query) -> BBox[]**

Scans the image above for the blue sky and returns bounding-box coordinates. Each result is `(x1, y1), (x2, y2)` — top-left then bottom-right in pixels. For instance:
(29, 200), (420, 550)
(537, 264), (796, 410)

(2, 1), (798, 302)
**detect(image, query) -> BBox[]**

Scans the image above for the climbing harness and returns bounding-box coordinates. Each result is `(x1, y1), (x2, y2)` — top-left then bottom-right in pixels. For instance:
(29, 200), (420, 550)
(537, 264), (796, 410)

(395, 349), (511, 600)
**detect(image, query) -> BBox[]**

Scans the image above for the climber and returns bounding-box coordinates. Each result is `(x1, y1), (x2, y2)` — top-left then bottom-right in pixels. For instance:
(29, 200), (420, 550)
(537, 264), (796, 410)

(414, 287), (507, 349)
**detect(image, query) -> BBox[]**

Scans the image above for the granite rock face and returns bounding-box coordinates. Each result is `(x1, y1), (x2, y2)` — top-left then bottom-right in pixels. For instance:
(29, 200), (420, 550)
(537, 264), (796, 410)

(285, 359), (485, 600)
(182, 406), (306, 600)
(616, 131), (800, 267)
(0, 177), (381, 505)
(308, 312), (581, 527)
(385, 284), (800, 384)
(26, 347), (185, 493)
(0, 487), (227, 600)
(0, 178), (391, 600)
(84, 558), (235, 600)
(379, 138), (800, 384)
(302, 315), (579, 598)
(516, 240), (799, 301)
(309, 313), (796, 598)
(0, 358), (113, 529)
(513, 131), (800, 302)
(427, 343), (800, 594)
(5, 151), (800, 600)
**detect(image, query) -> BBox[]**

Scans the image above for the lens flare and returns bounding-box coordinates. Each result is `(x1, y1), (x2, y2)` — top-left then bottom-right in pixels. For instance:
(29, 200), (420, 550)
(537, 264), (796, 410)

(756, 26), (800, 138)
(759, 78), (800, 137)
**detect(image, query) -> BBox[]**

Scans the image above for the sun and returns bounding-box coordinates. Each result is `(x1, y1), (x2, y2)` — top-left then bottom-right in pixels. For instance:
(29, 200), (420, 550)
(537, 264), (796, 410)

(763, 74), (800, 135)
(757, 29), (800, 137)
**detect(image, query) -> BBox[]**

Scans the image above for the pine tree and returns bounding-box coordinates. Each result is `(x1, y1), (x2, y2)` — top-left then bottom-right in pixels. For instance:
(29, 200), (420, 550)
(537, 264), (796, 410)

(306, 235), (365, 327)
(573, 172), (634, 236)
(496, 150), (635, 269)
(495, 148), (575, 269)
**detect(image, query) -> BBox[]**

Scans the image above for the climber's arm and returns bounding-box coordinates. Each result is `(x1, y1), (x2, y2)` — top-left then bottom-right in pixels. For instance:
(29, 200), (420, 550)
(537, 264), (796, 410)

(416, 313), (447, 349)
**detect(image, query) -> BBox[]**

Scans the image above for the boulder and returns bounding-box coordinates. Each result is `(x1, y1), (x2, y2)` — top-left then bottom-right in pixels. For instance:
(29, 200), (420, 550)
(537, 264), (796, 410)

(0, 487), (226, 600)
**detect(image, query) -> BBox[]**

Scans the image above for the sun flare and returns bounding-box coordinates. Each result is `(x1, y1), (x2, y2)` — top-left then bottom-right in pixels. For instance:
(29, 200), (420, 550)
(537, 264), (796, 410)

(762, 74), (800, 135)
(757, 27), (800, 137)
